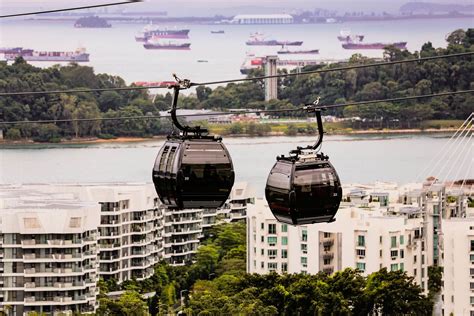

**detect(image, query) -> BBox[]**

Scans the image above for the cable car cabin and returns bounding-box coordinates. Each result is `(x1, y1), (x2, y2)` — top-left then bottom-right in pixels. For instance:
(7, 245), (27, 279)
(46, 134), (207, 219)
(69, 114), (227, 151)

(153, 137), (235, 209)
(265, 152), (342, 225)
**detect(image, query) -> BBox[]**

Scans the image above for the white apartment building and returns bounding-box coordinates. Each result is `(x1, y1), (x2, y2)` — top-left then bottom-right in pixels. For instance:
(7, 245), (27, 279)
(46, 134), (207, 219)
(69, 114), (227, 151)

(0, 186), (100, 315)
(45, 184), (164, 283)
(220, 182), (256, 223)
(247, 183), (468, 291)
(441, 217), (474, 316)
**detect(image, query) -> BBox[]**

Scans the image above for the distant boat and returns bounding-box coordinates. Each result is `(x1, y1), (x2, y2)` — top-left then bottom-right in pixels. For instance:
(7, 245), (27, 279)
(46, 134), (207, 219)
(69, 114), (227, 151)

(246, 32), (303, 46)
(135, 24), (190, 42)
(211, 30), (225, 34)
(278, 48), (319, 55)
(197, 60), (208, 62)
(3, 47), (89, 62)
(337, 29), (364, 42)
(342, 42), (407, 50)
(74, 16), (111, 28)
(143, 41), (191, 50)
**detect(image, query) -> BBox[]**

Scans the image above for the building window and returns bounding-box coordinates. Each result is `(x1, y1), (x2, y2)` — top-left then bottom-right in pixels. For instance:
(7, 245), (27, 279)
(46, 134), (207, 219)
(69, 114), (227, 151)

(421, 268), (425, 278)
(282, 236), (288, 246)
(282, 249), (288, 258)
(301, 257), (307, 267)
(301, 244), (307, 254)
(470, 297), (474, 304)
(414, 255), (417, 263)
(261, 249), (264, 256)
(391, 264), (399, 271)
(470, 268), (474, 275)
(470, 283), (474, 290)
(324, 232), (331, 238)
(282, 263), (288, 272)
(261, 262), (264, 268)
(268, 249), (277, 259)
(358, 235), (365, 247)
(400, 235), (404, 245)
(414, 268), (417, 276)
(391, 250), (398, 258)
(470, 240), (474, 252)
(281, 224), (288, 233)
(356, 262), (366, 271)
(261, 223), (264, 230)
(261, 236), (264, 242)
(391, 236), (397, 248)
(400, 263), (404, 271)
(268, 237), (277, 246)
(379, 236), (382, 244)
(254, 247), (256, 254)
(253, 260), (256, 268)
(357, 249), (366, 257)
(400, 250), (404, 259)
(268, 224), (276, 235)
(302, 230), (308, 242)
(253, 234), (256, 241)
(422, 254), (425, 264)
(324, 258), (331, 265)
(268, 262), (278, 271)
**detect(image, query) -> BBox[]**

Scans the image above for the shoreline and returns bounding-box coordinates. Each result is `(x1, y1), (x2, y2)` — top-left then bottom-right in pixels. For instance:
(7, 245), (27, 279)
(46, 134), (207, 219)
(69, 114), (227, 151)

(0, 128), (457, 146)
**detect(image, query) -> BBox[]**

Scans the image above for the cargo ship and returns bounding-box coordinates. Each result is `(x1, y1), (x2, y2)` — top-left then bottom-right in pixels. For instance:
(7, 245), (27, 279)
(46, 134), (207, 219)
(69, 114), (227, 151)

(337, 29), (364, 42)
(143, 41), (191, 50)
(74, 16), (111, 28)
(211, 30), (225, 34)
(240, 54), (322, 74)
(342, 42), (407, 50)
(278, 48), (319, 54)
(135, 24), (190, 42)
(245, 33), (303, 46)
(3, 47), (89, 62)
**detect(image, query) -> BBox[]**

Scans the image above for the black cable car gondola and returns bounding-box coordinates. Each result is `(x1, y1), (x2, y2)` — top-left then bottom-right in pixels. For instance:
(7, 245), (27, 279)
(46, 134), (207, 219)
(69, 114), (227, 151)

(152, 83), (234, 209)
(265, 106), (342, 225)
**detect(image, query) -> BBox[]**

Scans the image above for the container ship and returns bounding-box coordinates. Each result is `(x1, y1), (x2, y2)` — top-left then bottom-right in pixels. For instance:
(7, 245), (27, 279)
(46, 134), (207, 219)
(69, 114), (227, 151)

(135, 24), (190, 41)
(2, 47), (89, 62)
(342, 42), (407, 50)
(278, 48), (319, 55)
(246, 33), (303, 46)
(143, 41), (191, 50)
(240, 54), (322, 74)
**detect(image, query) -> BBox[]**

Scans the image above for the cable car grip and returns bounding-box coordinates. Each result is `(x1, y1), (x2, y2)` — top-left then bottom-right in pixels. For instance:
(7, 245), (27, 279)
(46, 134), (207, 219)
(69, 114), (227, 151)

(168, 79), (209, 138)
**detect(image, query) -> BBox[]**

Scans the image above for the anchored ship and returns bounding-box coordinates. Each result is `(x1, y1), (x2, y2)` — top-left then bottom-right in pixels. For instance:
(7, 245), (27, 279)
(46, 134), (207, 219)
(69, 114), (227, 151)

(135, 24), (190, 42)
(240, 54), (323, 74)
(278, 48), (319, 54)
(342, 42), (407, 50)
(246, 32), (303, 46)
(211, 30), (225, 34)
(337, 29), (364, 42)
(143, 41), (191, 50)
(3, 47), (89, 62)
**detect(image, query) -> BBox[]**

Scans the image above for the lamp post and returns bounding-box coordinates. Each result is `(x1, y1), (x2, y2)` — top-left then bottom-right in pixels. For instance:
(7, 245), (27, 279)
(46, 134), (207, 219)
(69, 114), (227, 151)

(179, 289), (189, 312)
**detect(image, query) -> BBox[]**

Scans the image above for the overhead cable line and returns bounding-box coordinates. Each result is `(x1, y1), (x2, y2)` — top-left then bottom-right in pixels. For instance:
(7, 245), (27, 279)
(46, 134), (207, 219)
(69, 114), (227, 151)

(0, 1), (142, 19)
(1, 89), (473, 125)
(0, 85), (169, 97)
(0, 52), (473, 97)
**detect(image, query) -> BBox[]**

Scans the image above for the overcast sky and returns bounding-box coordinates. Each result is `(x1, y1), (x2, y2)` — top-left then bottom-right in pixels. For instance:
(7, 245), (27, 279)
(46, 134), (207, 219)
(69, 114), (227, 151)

(2, 0), (473, 16)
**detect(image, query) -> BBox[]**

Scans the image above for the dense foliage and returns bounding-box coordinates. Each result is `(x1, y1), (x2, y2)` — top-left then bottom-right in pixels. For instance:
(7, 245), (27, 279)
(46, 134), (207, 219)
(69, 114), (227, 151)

(93, 222), (433, 316)
(1, 29), (472, 141)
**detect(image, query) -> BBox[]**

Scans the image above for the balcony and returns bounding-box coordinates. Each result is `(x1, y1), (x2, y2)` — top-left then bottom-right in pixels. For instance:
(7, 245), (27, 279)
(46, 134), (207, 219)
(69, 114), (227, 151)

(323, 240), (334, 247)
